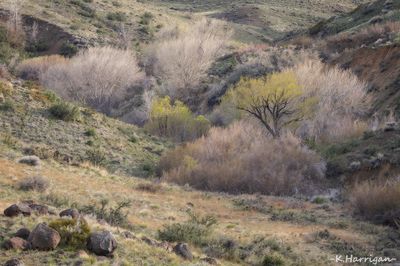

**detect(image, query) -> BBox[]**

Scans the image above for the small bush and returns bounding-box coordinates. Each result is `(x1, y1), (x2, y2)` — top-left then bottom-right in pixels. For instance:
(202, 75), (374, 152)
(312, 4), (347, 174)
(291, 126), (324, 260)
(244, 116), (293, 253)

(158, 211), (217, 246)
(261, 254), (285, 266)
(48, 102), (80, 121)
(161, 121), (326, 196)
(350, 179), (400, 227)
(80, 198), (131, 227)
(0, 99), (14, 111)
(85, 148), (106, 166)
(145, 96), (210, 142)
(84, 128), (96, 137)
(18, 176), (49, 192)
(49, 217), (91, 249)
(135, 182), (162, 193)
(16, 55), (67, 80)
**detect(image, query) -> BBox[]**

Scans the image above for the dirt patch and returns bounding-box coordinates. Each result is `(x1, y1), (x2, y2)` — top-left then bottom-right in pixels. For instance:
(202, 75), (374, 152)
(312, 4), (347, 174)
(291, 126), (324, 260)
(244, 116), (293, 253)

(330, 44), (400, 114)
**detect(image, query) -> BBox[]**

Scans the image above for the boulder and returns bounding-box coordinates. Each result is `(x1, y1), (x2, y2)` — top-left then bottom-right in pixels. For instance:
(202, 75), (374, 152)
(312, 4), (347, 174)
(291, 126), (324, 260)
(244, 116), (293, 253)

(28, 223), (61, 250)
(59, 208), (80, 219)
(2, 237), (30, 250)
(87, 231), (117, 256)
(4, 204), (32, 217)
(18, 156), (41, 166)
(173, 243), (193, 260)
(4, 259), (25, 266)
(29, 204), (49, 215)
(14, 228), (31, 240)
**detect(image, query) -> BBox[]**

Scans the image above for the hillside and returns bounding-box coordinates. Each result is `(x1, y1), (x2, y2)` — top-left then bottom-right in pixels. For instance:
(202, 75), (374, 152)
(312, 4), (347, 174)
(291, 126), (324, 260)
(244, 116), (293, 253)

(0, 79), (398, 265)
(0, 0), (366, 45)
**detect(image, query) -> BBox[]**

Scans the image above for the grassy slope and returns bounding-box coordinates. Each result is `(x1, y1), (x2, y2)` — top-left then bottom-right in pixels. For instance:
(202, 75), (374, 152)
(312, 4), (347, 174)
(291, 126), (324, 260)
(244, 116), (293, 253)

(146, 0), (367, 42)
(0, 0), (365, 44)
(0, 78), (397, 265)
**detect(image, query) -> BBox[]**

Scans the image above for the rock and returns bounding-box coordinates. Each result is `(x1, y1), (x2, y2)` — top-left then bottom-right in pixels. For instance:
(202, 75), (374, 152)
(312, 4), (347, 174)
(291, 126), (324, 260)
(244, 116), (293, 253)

(4, 259), (24, 266)
(374, 38), (384, 45)
(59, 208), (79, 219)
(200, 257), (218, 265)
(28, 223), (61, 250)
(4, 204), (32, 217)
(368, 16), (383, 24)
(28, 204), (48, 215)
(87, 231), (117, 256)
(384, 122), (397, 131)
(18, 156), (41, 166)
(141, 236), (158, 246)
(76, 249), (90, 259)
(15, 228), (31, 240)
(121, 231), (135, 239)
(2, 237), (30, 250)
(173, 243), (193, 260)
(349, 161), (361, 171)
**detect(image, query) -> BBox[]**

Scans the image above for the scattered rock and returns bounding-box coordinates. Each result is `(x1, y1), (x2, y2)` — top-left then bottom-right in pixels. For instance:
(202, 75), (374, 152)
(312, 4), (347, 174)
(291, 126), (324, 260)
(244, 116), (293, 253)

(76, 249), (90, 259)
(4, 204), (32, 217)
(4, 258), (24, 266)
(173, 243), (193, 260)
(87, 231), (117, 256)
(2, 237), (30, 250)
(374, 38), (384, 45)
(349, 161), (361, 171)
(28, 204), (49, 215)
(28, 223), (61, 250)
(200, 257), (219, 265)
(18, 156), (41, 166)
(15, 228), (31, 240)
(59, 208), (80, 219)
(121, 231), (135, 239)
(141, 236), (158, 246)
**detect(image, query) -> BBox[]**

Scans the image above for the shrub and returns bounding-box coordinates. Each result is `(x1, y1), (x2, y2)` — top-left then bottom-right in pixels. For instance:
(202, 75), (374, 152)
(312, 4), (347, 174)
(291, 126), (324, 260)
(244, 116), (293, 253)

(0, 99), (14, 111)
(145, 96), (210, 142)
(85, 148), (106, 166)
(18, 176), (49, 192)
(40, 47), (144, 114)
(294, 60), (368, 142)
(150, 18), (231, 101)
(160, 121), (326, 196)
(80, 198), (131, 227)
(16, 55), (67, 80)
(158, 211), (217, 246)
(261, 254), (285, 266)
(48, 102), (80, 121)
(350, 179), (400, 227)
(49, 217), (91, 249)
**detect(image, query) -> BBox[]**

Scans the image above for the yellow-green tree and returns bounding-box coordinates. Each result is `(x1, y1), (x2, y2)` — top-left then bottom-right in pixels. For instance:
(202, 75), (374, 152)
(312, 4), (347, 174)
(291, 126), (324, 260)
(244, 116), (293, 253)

(146, 96), (210, 142)
(224, 71), (307, 138)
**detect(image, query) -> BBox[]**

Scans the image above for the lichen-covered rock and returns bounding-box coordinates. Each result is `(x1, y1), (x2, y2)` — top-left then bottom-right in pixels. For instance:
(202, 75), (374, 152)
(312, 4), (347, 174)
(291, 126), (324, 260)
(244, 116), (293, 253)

(15, 228), (31, 240)
(4, 204), (32, 217)
(59, 208), (80, 219)
(28, 223), (61, 250)
(2, 237), (30, 250)
(87, 231), (117, 256)
(173, 243), (193, 260)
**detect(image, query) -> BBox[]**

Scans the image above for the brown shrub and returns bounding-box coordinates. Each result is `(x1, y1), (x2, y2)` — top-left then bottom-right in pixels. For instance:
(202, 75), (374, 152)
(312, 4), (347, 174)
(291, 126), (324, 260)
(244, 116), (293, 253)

(350, 179), (400, 227)
(16, 55), (67, 80)
(40, 47), (144, 114)
(18, 176), (49, 192)
(160, 121), (326, 196)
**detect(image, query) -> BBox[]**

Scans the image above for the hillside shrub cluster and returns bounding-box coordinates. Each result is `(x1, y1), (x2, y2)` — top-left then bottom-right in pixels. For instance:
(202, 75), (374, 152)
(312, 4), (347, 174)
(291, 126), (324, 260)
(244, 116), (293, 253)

(145, 96), (210, 142)
(159, 121), (326, 196)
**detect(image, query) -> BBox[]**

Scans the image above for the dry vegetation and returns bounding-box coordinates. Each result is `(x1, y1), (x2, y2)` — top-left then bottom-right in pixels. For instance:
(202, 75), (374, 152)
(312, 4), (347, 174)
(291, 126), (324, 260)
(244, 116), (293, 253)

(160, 121), (326, 196)
(40, 47), (143, 114)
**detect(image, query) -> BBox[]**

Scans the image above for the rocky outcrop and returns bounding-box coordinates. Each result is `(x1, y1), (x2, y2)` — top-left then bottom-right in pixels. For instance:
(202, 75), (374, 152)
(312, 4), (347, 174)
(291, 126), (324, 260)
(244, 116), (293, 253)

(4, 204), (32, 217)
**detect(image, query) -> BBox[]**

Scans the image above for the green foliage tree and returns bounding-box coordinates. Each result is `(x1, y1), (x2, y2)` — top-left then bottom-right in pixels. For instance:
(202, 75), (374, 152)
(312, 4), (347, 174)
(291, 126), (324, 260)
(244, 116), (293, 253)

(224, 71), (309, 138)
(145, 96), (210, 142)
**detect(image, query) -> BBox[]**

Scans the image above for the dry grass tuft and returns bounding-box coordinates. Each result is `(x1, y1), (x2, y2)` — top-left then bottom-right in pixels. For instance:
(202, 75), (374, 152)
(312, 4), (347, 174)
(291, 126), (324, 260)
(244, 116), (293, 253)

(18, 176), (49, 192)
(16, 55), (67, 80)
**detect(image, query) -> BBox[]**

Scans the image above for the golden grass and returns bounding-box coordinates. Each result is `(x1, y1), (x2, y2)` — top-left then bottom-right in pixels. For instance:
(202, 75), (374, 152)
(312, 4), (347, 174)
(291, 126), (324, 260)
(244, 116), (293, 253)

(0, 155), (379, 265)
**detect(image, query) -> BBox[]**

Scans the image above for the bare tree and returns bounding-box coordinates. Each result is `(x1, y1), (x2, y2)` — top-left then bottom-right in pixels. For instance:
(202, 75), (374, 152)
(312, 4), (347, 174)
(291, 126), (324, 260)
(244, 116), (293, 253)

(6, 0), (25, 46)
(152, 18), (232, 101)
